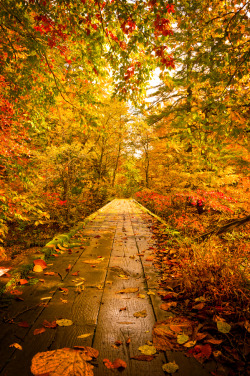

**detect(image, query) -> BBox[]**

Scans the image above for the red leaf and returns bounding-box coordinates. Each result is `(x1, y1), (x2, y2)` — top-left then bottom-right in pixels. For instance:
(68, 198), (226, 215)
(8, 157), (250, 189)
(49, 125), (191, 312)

(187, 344), (212, 363)
(66, 264), (71, 271)
(71, 271), (79, 276)
(10, 290), (23, 295)
(34, 259), (47, 270)
(42, 320), (57, 329)
(19, 279), (28, 285)
(34, 327), (46, 335)
(112, 359), (127, 369)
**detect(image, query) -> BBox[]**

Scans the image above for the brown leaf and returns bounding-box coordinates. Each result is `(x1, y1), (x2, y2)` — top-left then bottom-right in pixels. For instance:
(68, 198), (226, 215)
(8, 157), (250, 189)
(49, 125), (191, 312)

(160, 302), (177, 311)
(34, 259), (47, 270)
(43, 320), (57, 329)
(116, 288), (139, 294)
(18, 321), (30, 328)
(31, 348), (94, 376)
(131, 355), (155, 361)
(192, 303), (205, 310)
(34, 328), (46, 335)
(115, 341), (122, 346)
(206, 339), (223, 345)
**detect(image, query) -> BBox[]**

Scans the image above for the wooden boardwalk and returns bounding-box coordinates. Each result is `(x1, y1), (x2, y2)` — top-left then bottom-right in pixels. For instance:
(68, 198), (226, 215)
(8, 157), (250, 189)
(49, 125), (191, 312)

(0, 199), (211, 376)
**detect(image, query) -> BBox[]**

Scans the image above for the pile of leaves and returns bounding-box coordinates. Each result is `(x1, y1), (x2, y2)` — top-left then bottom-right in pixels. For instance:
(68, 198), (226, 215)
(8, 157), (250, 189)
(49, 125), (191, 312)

(147, 218), (250, 376)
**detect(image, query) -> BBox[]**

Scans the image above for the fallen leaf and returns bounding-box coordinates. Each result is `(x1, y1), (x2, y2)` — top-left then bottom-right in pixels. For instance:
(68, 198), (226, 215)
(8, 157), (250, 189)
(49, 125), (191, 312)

(103, 359), (113, 369)
(162, 361), (179, 373)
(34, 259), (47, 270)
(60, 298), (68, 304)
(40, 297), (52, 300)
(71, 271), (79, 276)
(112, 359), (127, 369)
(137, 294), (146, 299)
(145, 256), (154, 261)
(118, 274), (129, 279)
(59, 287), (68, 294)
(244, 320), (250, 333)
(39, 279), (45, 283)
(103, 358), (127, 369)
(126, 338), (131, 345)
(66, 265), (71, 272)
(131, 355), (155, 361)
(34, 328), (46, 335)
(114, 340), (122, 346)
(206, 339), (223, 345)
(133, 309), (147, 318)
(18, 321), (30, 328)
(187, 344), (212, 363)
(147, 290), (155, 295)
(177, 334), (189, 345)
(43, 271), (57, 276)
(43, 320), (57, 329)
(192, 303), (205, 310)
(116, 288), (139, 294)
(10, 289), (23, 295)
(78, 333), (92, 339)
(9, 343), (22, 350)
(119, 307), (127, 311)
(31, 348), (94, 376)
(83, 259), (102, 264)
(184, 340), (196, 348)
(19, 279), (28, 285)
(73, 346), (99, 359)
(56, 319), (73, 327)
(138, 345), (157, 355)
(217, 321), (231, 334)
(160, 302), (177, 311)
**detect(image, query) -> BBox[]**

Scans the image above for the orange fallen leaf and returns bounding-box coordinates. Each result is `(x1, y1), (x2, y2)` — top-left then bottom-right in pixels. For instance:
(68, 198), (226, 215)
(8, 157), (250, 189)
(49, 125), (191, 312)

(19, 279), (28, 285)
(39, 279), (45, 283)
(119, 307), (127, 311)
(160, 302), (177, 311)
(206, 339), (223, 345)
(103, 358), (127, 369)
(9, 343), (22, 350)
(44, 271), (57, 276)
(126, 338), (131, 345)
(34, 328), (46, 335)
(66, 264), (71, 272)
(59, 287), (69, 294)
(31, 348), (94, 376)
(10, 289), (23, 295)
(71, 271), (79, 276)
(34, 259), (47, 270)
(113, 359), (127, 369)
(192, 303), (205, 310)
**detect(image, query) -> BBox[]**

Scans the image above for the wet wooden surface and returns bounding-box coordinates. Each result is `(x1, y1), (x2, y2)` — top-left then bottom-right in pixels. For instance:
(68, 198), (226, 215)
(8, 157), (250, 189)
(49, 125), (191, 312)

(0, 199), (212, 376)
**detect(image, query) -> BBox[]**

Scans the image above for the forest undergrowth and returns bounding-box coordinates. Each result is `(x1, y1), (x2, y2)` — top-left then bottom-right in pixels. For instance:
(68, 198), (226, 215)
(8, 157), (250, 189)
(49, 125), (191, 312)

(136, 188), (250, 376)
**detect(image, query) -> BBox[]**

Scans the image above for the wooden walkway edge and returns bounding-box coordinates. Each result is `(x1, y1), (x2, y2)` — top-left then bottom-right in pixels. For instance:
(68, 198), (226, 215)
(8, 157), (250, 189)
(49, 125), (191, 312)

(0, 199), (212, 376)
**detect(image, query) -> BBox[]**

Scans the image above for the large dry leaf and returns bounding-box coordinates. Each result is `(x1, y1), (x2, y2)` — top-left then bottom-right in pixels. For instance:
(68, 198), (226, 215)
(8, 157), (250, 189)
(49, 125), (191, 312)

(31, 348), (94, 376)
